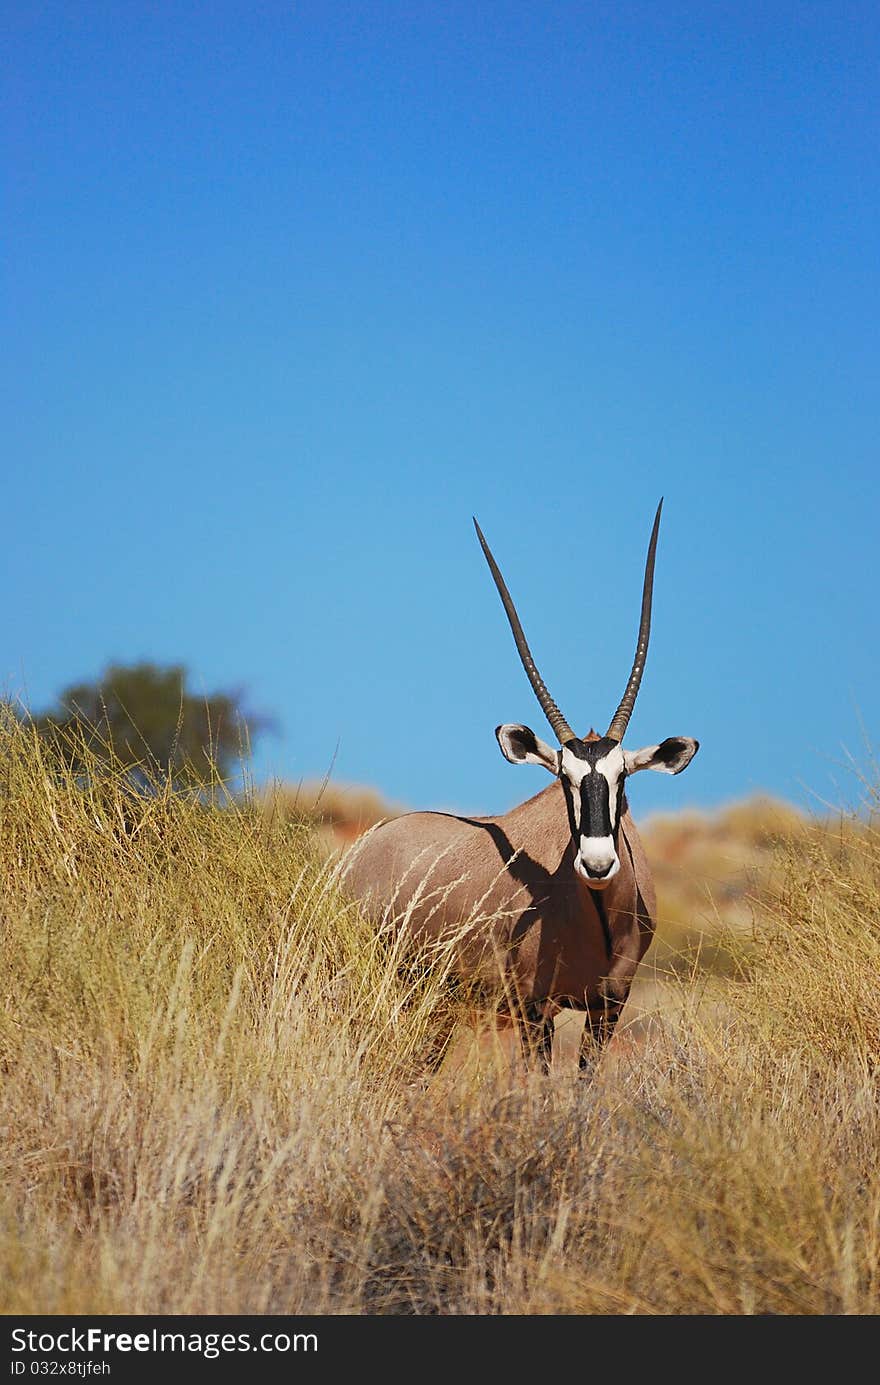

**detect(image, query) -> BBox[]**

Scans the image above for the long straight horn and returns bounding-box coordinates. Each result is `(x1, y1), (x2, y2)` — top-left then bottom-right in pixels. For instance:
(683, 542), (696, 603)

(606, 498), (663, 744)
(473, 518), (575, 745)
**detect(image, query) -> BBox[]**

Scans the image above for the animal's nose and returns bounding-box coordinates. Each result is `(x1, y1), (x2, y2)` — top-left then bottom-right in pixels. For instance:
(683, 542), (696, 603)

(575, 844), (620, 884)
(582, 859), (616, 879)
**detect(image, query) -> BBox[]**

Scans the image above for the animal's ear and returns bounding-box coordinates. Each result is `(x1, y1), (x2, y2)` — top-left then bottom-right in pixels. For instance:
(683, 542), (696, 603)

(623, 736), (699, 776)
(495, 724), (559, 773)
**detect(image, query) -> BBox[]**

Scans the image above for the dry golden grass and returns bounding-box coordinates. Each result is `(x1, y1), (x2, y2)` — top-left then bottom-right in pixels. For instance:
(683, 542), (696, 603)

(640, 796), (812, 965)
(2, 710), (880, 1315)
(260, 779), (400, 850)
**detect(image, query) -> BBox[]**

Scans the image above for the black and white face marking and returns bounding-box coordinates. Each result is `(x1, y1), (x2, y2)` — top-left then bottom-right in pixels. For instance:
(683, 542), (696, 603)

(558, 738), (627, 887)
(496, 724), (700, 892)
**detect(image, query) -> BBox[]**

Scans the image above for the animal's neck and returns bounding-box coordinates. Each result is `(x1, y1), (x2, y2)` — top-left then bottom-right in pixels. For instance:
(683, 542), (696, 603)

(499, 779), (576, 867)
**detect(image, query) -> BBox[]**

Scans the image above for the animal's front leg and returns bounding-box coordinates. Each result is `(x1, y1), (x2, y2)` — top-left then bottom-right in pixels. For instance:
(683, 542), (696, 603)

(578, 992), (625, 1071)
(518, 998), (554, 1074)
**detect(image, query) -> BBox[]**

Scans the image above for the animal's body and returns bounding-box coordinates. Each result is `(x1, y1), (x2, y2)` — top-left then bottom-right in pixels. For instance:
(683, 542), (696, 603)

(341, 501), (698, 1069)
(342, 768), (656, 1065)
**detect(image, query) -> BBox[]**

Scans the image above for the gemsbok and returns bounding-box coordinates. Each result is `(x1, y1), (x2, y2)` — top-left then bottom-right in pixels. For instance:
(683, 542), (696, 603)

(341, 500), (699, 1070)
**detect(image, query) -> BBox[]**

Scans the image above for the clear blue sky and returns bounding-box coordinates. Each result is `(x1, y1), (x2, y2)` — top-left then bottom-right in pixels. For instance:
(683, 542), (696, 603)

(5, 2), (879, 819)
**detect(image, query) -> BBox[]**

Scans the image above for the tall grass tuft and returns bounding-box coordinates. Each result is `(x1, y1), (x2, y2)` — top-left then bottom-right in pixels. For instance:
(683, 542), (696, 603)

(2, 708), (880, 1314)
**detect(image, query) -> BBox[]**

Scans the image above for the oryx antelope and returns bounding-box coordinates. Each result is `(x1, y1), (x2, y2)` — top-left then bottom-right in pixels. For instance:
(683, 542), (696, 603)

(341, 500), (699, 1070)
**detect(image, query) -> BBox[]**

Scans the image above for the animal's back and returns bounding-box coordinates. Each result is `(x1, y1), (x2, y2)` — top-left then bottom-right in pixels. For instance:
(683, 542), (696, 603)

(339, 788), (659, 1020)
(341, 809), (505, 930)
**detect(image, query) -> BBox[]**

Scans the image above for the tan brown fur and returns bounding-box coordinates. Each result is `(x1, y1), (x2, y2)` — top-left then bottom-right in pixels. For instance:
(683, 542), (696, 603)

(340, 772), (657, 1065)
